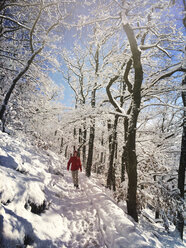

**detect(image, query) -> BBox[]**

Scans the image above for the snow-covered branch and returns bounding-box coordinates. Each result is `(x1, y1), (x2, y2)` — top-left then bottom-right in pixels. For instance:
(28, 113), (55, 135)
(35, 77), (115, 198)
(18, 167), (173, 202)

(0, 14), (30, 30)
(106, 75), (124, 114)
(29, 4), (43, 53)
(109, 110), (129, 118)
(140, 103), (185, 111)
(149, 63), (186, 88)
(140, 40), (171, 57)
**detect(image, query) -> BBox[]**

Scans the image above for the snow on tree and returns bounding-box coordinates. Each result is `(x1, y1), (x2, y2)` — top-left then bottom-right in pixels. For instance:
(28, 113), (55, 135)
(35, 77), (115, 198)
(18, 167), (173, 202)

(0, 0), (75, 131)
(56, 0), (185, 223)
(0, 0), (185, 239)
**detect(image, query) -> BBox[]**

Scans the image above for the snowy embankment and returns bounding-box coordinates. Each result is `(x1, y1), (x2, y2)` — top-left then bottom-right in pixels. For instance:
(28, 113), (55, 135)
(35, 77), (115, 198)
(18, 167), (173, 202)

(0, 131), (184, 248)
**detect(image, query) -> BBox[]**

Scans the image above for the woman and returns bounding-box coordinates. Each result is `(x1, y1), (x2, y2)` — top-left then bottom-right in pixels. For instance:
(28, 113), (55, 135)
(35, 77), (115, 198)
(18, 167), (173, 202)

(67, 151), (82, 188)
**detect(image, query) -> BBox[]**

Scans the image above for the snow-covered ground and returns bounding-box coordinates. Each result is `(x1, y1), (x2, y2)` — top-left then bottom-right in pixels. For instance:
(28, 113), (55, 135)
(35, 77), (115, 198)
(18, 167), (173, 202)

(0, 131), (185, 248)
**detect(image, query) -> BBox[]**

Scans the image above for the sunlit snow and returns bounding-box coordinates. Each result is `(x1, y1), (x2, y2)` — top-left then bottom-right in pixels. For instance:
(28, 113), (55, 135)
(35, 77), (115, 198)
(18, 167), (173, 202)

(0, 131), (185, 248)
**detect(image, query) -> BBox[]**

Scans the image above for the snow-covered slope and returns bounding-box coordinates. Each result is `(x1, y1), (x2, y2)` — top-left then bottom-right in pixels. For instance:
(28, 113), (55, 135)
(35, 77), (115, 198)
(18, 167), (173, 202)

(0, 131), (184, 248)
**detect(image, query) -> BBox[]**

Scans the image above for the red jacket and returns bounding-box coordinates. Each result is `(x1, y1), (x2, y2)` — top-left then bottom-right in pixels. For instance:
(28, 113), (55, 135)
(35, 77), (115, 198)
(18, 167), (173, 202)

(67, 156), (82, 171)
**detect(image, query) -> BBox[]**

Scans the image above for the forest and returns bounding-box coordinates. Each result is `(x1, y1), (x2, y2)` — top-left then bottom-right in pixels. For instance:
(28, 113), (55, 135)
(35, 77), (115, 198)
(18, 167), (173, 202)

(0, 0), (185, 245)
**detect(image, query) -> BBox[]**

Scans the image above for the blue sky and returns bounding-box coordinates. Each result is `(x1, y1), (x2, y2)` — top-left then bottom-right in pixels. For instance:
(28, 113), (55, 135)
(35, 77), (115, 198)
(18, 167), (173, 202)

(49, 70), (75, 107)
(49, 0), (185, 108)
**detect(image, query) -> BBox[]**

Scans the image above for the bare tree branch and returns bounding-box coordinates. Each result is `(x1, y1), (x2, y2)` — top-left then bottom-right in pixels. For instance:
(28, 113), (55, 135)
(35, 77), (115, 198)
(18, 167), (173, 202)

(0, 14), (30, 30)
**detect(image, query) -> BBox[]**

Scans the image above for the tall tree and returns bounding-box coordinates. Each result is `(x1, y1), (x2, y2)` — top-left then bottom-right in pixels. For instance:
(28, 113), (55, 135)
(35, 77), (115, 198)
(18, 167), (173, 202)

(93, 0), (185, 222)
(86, 45), (99, 177)
(176, 0), (186, 239)
(107, 115), (119, 190)
(178, 0), (186, 201)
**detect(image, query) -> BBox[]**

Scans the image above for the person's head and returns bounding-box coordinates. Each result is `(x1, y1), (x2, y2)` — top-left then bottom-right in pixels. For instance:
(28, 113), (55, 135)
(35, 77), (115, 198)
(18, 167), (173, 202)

(74, 150), (78, 157)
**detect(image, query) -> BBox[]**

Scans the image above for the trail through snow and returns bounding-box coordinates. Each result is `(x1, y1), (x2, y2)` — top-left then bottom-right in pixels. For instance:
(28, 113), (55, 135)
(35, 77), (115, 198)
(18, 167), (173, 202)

(0, 131), (185, 248)
(49, 172), (104, 248)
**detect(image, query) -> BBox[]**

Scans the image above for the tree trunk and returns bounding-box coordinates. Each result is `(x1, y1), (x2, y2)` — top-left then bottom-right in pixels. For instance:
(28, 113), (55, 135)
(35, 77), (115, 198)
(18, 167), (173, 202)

(178, 124), (186, 198)
(78, 128), (82, 157)
(122, 21), (143, 222)
(176, 76), (186, 240)
(125, 130), (138, 222)
(83, 126), (87, 164)
(107, 115), (118, 190)
(113, 163), (116, 191)
(73, 128), (76, 137)
(176, 2), (186, 239)
(178, 77), (186, 199)
(65, 145), (68, 158)
(121, 117), (129, 182)
(155, 210), (160, 219)
(59, 137), (63, 154)
(100, 152), (104, 163)
(79, 128), (82, 144)
(86, 88), (96, 177)
(115, 142), (118, 160)
(85, 44), (99, 177)
(86, 120), (95, 177)
(176, 211), (184, 240)
(107, 119), (112, 153)
(121, 146), (126, 182)
(100, 131), (104, 163)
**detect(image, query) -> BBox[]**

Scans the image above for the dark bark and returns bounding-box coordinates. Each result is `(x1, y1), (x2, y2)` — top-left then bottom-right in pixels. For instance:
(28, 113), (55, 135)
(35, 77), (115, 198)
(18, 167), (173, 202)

(79, 128), (82, 144)
(122, 22), (143, 223)
(153, 176), (160, 219)
(82, 126), (87, 164)
(121, 146), (126, 182)
(115, 142), (118, 159)
(107, 115), (118, 191)
(0, 0), (6, 11)
(180, 6), (186, 199)
(86, 88), (96, 177)
(86, 120), (95, 177)
(100, 132), (104, 163)
(65, 145), (68, 158)
(73, 128), (76, 137)
(85, 44), (99, 177)
(176, 3), (186, 239)
(107, 119), (113, 153)
(113, 163), (116, 191)
(155, 210), (160, 219)
(101, 132), (104, 146)
(125, 132), (138, 222)
(178, 71), (186, 199)
(100, 152), (104, 163)
(176, 211), (184, 240)
(178, 124), (186, 199)
(176, 76), (186, 241)
(78, 128), (82, 157)
(121, 117), (129, 182)
(59, 137), (63, 153)
(105, 17), (143, 221)
(77, 127), (87, 164)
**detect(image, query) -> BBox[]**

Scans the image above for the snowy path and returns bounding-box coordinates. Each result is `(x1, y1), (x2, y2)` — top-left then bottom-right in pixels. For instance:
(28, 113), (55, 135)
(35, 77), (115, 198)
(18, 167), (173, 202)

(41, 167), (150, 248)
(45, 168), (150, 248)
(48, 171), (105, 248)
(0, 131), (185, 248)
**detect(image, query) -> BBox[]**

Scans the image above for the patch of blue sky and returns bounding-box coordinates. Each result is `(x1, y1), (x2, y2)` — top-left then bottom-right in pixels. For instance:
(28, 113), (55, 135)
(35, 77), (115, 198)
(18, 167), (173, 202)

(47, 1), (95, 107)
(49, 70), (75, 107)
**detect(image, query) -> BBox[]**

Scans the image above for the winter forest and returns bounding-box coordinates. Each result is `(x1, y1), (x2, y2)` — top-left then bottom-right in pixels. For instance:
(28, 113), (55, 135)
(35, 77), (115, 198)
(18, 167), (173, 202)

(0, 0), (186, 247)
